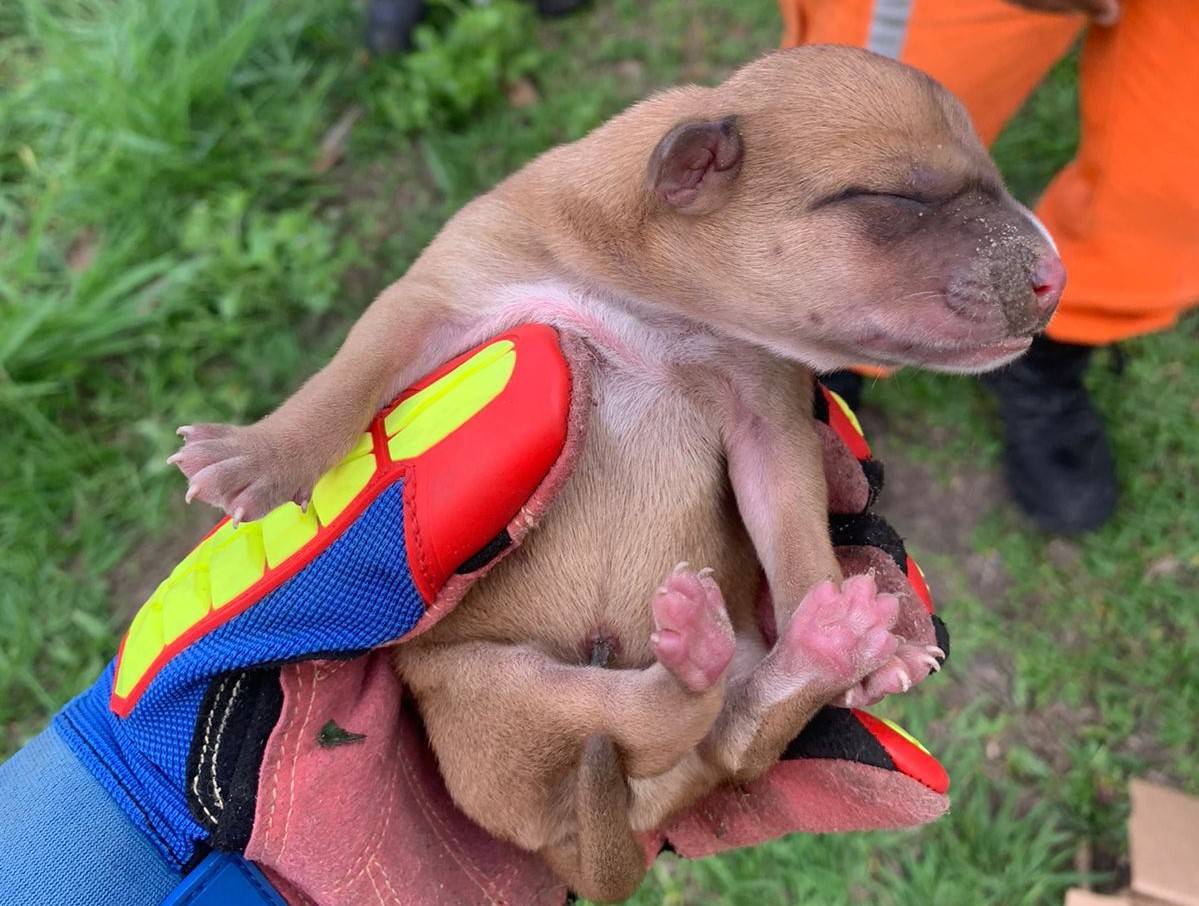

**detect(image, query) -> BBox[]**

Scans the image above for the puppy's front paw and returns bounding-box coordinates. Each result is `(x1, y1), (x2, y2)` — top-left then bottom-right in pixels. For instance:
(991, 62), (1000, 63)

(779, 574), (900, 692)
(169, 423), (310, 522)
(651, 563), (735, 694)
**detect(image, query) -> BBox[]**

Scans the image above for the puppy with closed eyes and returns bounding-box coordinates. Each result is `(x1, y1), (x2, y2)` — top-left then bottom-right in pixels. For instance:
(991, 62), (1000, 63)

(171, 46), (1064, 901)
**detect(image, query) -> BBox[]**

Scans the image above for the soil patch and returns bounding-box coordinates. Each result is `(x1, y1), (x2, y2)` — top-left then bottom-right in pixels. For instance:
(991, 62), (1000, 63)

(859, 404), (1011, 603)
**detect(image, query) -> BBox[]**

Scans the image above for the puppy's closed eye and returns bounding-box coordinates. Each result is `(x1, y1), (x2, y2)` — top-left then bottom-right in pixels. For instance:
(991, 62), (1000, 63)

(814, 187), (932, 211)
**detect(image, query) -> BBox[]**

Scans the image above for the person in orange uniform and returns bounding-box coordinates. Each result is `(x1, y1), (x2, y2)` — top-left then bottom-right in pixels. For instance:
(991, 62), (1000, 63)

(780, 0), (1199, 534)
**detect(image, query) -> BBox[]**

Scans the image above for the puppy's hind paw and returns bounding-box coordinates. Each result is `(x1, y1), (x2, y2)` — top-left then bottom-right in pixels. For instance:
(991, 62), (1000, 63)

(836, 640), (945, 708)
(779, 574), (900, 690)
(651, 566), (735, 694)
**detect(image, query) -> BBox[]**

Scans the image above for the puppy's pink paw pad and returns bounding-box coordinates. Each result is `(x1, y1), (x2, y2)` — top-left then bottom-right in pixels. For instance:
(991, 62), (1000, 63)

(651, 565), (735, 694)
(779, 574), (900, 687)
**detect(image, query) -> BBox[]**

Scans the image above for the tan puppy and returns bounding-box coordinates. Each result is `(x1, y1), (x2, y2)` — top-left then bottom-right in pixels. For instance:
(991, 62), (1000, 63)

(172, 47), (1064, 901)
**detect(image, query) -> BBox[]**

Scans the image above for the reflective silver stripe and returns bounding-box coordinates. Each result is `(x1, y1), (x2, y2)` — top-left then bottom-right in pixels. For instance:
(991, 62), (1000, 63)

(866, 0), (912, 59)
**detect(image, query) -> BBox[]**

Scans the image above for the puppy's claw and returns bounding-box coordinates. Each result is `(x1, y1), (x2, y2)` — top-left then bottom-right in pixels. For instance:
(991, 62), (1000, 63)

(837, 685), (867, 709)
(177, 425), (193, 438)
(672, 561), (690, 575)
(697, 566), (715, 579)
(185, 484), (197, 504)
(925, 645), (946, 661)
(231, 507), (245, 528)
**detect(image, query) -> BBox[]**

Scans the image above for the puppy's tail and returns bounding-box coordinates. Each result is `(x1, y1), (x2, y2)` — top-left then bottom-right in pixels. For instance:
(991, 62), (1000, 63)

(568, 734), (646, 903)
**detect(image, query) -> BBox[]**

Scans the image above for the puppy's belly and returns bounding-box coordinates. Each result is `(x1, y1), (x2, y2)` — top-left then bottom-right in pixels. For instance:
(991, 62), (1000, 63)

(396, 366), (760, 853)
(418, 371), (760, 664)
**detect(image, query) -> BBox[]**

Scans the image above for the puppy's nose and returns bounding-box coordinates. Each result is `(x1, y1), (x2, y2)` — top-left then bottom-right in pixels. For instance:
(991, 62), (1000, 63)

(1031, 254), (1066, 315)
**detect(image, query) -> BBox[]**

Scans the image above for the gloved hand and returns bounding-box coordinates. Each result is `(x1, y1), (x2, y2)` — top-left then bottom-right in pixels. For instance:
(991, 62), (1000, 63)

(53, 325), (950, 906)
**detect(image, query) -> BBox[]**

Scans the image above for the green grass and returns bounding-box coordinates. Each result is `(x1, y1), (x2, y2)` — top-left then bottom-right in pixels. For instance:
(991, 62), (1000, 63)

(2, 1), (1196, 902)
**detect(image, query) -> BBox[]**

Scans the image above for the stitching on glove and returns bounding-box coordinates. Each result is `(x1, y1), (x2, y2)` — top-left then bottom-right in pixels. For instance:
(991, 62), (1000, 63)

(403, 464), (436, 600)
(192, 676), (230, 827)
(369, 856), (405, 905)
(208, 675), (245, 812)
(397, 733), (502, 904)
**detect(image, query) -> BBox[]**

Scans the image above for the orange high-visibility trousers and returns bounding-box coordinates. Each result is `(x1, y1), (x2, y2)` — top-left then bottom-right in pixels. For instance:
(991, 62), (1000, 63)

(780, 0), (1199, 346)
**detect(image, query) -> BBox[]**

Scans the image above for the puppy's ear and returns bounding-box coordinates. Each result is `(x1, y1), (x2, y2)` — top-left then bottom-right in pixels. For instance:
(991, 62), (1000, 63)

(647, 116), (743, 215)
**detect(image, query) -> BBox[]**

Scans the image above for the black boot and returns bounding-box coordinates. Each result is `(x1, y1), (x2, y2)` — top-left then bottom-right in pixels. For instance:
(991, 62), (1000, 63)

(366, 0), (425, 55)
(366, 0), (587, 55)
(533, 0), (592, 15)
(983, 336), (1117, 534)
